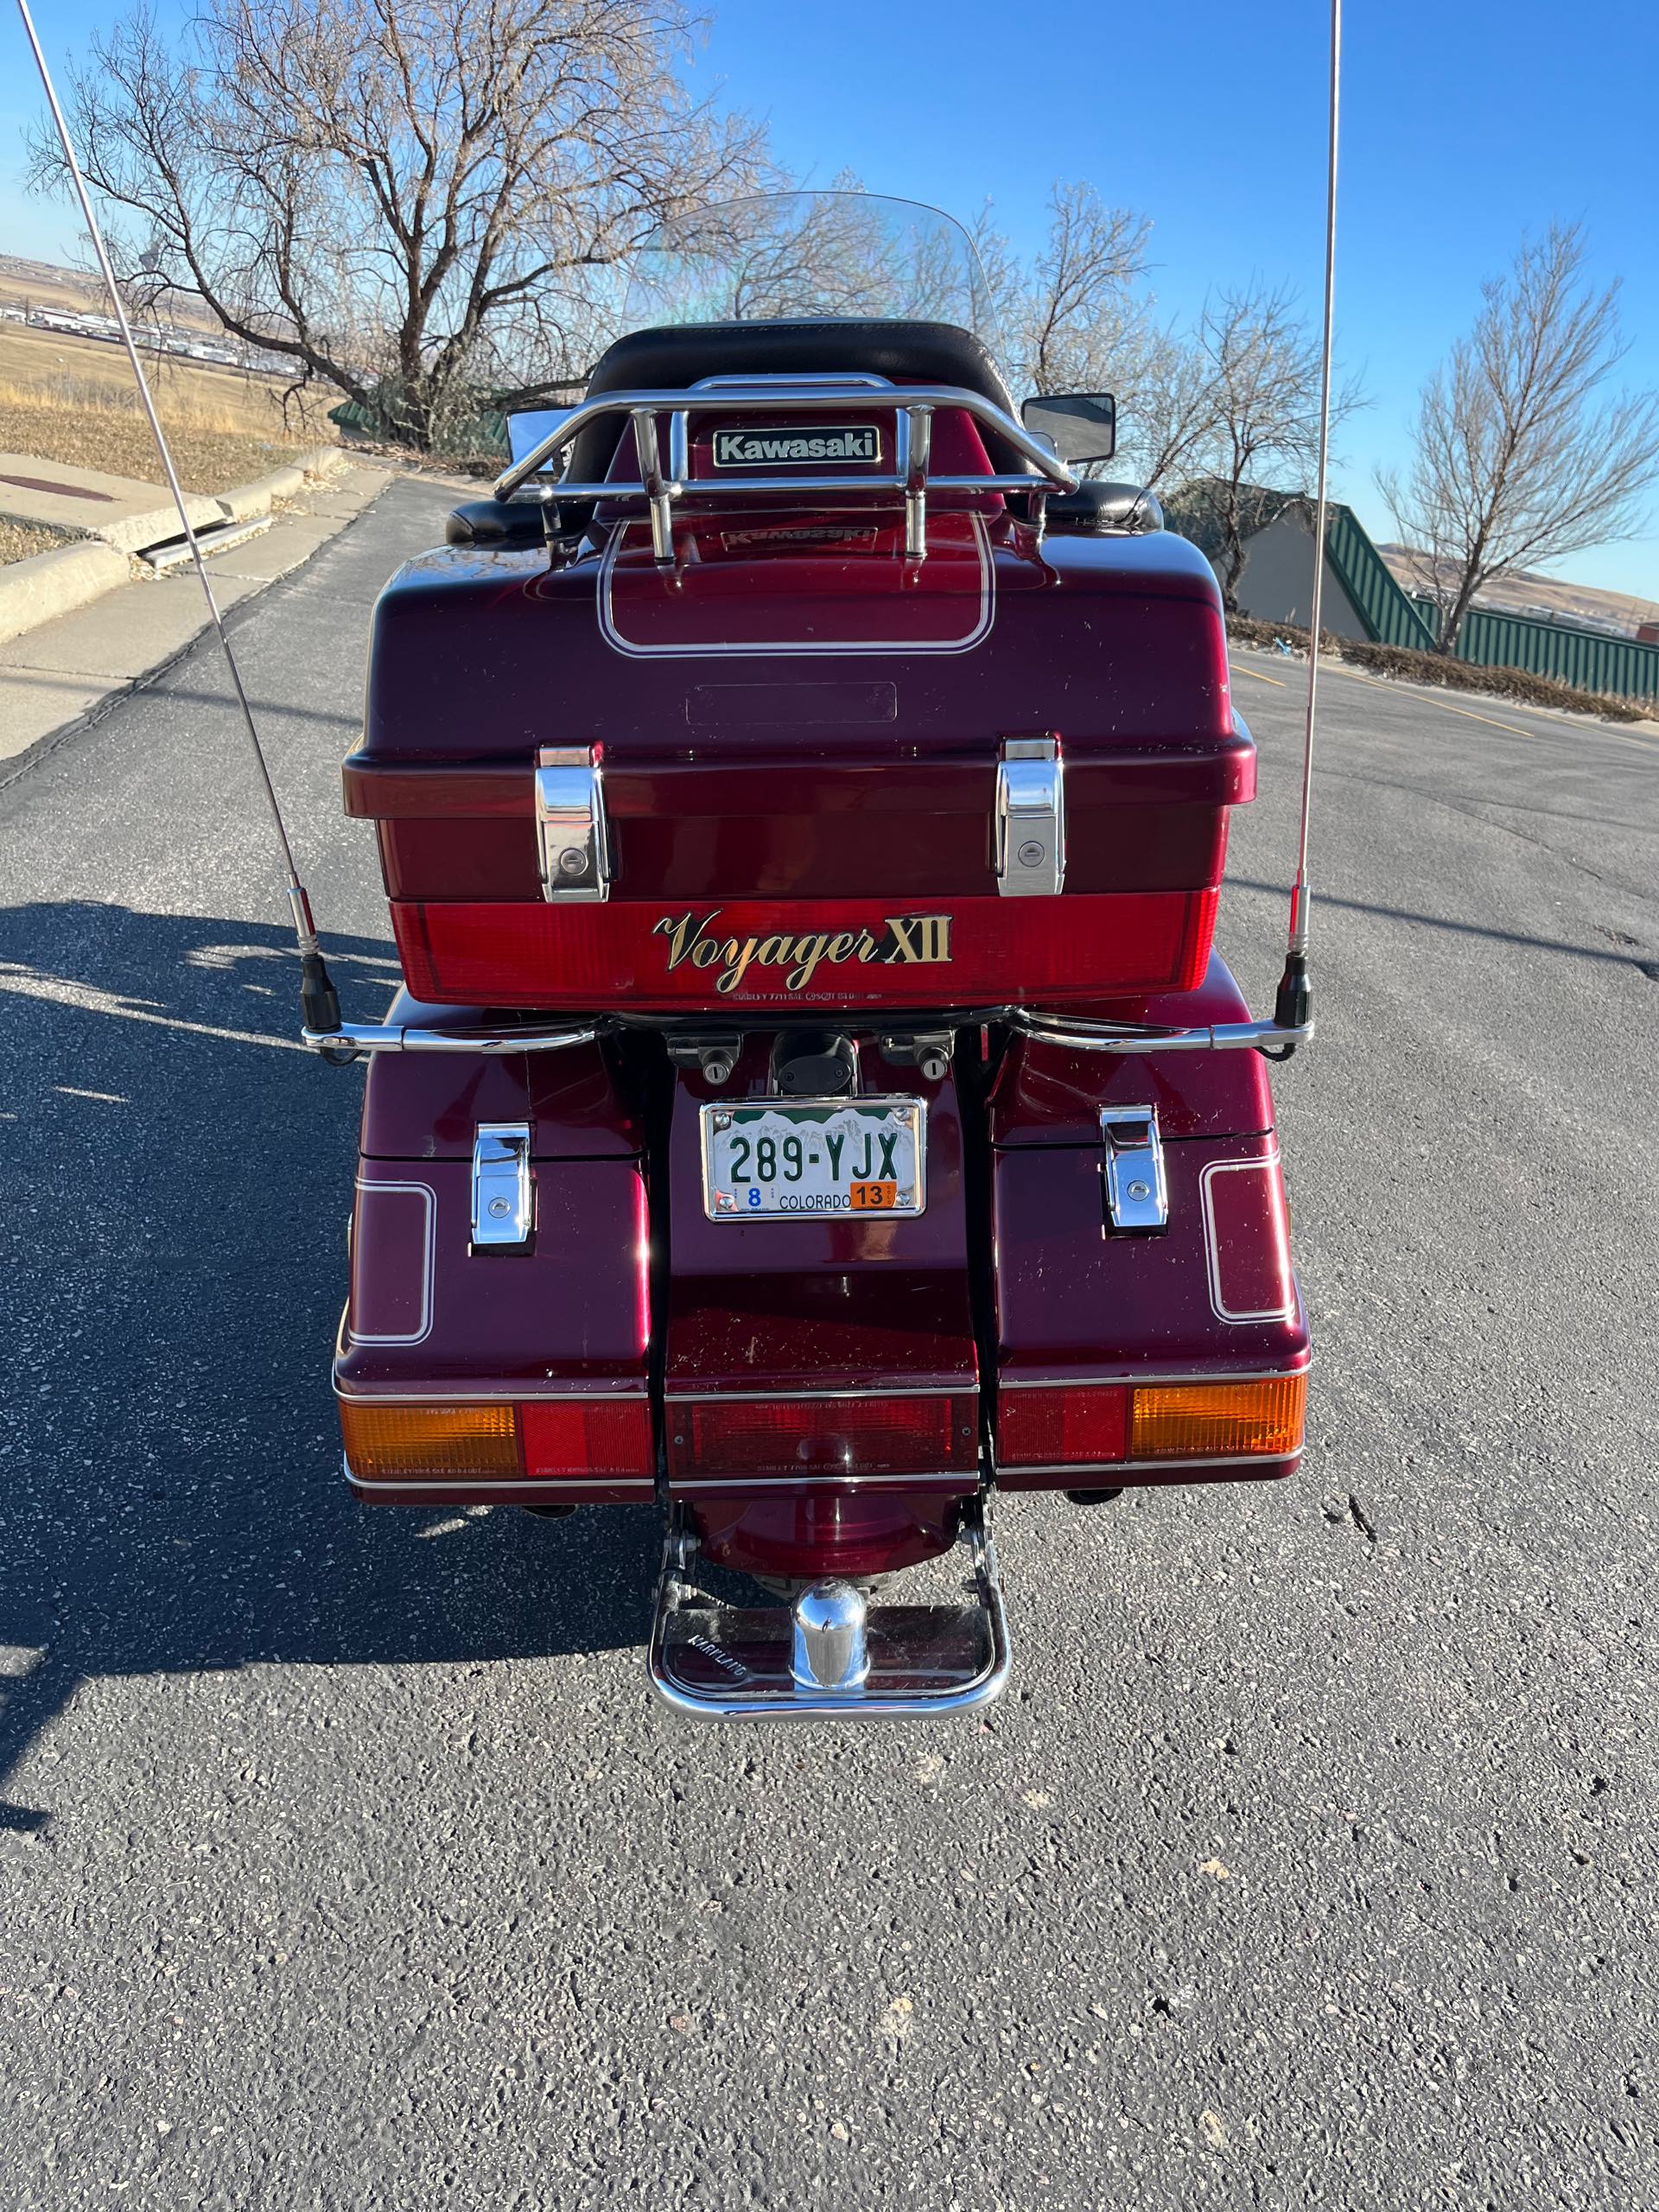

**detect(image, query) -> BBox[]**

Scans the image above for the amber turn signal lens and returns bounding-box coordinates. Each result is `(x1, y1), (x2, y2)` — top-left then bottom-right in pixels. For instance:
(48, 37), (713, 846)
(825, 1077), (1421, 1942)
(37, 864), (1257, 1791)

(1128, 1375), (1306, 1461)
(340, 1401), (522, 1480)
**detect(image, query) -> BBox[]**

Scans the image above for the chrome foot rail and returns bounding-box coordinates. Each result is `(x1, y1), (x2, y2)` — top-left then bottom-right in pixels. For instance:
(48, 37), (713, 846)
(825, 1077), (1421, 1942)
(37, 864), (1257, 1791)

(648, 1495), (1011, 1720)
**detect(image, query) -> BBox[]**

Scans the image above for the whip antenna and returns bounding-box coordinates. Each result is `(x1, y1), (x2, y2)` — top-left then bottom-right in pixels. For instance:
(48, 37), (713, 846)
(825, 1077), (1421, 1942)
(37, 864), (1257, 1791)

(16, 0), (341, 1039)
(1274, 0), (1342, 1043)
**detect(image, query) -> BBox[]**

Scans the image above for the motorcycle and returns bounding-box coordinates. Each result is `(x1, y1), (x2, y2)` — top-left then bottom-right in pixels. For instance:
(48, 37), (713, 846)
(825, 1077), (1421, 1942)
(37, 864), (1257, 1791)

(315, 193), (1314, 1717)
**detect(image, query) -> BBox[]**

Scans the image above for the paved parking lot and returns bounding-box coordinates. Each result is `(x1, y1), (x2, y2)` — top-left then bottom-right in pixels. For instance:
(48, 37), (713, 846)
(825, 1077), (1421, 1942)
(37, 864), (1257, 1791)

(2, 479), (1656, 2208)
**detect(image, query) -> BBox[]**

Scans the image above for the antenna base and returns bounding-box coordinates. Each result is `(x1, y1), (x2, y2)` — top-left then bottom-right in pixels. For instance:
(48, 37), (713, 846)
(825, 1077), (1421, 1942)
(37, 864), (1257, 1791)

(301, 950), (357, 1064)
(1268, 950), (1312, 1059)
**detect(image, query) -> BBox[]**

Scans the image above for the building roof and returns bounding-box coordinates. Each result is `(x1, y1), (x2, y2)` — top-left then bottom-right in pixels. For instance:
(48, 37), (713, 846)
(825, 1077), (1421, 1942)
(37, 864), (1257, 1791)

(1164, 479), (1437, 651)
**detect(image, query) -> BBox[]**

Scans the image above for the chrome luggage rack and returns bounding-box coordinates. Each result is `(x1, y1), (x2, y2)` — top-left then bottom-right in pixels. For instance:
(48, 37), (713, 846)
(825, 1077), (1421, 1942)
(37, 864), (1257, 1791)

(493, 376), (1080, 560)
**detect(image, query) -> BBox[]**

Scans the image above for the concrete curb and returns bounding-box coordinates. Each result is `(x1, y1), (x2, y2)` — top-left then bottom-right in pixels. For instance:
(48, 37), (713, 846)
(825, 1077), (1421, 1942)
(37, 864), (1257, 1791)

(0, 445), (349, 648)
(217, 444), (347, 524)
(0, 538), (131, 647)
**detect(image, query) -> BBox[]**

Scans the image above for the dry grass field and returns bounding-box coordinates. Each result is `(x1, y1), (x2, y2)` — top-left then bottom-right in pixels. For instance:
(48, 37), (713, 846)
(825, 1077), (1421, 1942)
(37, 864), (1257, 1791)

(0, 322), (335, 497)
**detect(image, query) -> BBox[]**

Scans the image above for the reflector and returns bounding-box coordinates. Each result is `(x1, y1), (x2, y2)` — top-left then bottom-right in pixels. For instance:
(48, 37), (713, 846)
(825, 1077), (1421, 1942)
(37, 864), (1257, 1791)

(340, 1401), (521, 1479)
(997, 1384), (1130, 1467)
(1129, 1375), (1306, 1460)
(671, 1392), (977, 1479)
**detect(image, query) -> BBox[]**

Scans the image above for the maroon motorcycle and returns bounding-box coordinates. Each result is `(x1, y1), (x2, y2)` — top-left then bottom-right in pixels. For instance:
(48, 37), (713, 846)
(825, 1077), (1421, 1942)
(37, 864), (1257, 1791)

(308, 193), (1315, 1716)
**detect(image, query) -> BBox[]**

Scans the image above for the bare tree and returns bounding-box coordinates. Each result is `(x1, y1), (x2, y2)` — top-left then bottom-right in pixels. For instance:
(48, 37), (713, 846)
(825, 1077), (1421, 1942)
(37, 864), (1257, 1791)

(1379, 222), (1659, 652)
(994, 182), (1152, 400)
(1191, 281), (1363, 610)
(1114, 323), (1223, 495)
(32, 0), (769, 449)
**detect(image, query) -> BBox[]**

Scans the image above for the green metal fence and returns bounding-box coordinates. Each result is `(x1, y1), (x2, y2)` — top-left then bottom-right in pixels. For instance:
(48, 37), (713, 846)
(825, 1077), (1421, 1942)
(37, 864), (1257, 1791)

(1325, 509), (1439, 650)
(1410, 595), (1659, 701)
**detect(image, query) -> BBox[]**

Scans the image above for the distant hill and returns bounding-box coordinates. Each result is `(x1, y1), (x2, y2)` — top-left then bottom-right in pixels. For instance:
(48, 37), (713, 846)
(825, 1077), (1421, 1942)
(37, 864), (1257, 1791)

(1381, 543), (1659, 640)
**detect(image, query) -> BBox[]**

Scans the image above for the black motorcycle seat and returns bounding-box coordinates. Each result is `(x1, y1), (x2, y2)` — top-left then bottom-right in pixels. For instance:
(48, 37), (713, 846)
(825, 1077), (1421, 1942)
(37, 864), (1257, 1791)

(1046, 480), (1164, 535)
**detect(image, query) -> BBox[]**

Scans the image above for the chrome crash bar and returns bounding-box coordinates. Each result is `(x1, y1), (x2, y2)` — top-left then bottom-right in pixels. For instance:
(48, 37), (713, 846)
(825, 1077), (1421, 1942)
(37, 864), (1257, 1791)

(1004, 1010), (1315, 1056)
(301, 1020), (603, 1061)
(493, 383), (1080, 559)
(299, 1013), (1311, 1062)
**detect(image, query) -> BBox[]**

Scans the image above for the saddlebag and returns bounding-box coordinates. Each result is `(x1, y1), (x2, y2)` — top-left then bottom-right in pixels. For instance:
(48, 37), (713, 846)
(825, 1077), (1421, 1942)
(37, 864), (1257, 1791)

(987, 957), (1310, 1491)
(334, 1003), (653, 1507)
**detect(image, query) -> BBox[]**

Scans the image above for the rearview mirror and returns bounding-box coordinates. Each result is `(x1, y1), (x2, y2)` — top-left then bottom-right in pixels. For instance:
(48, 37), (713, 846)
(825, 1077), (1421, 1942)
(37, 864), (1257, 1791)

(505, 405), (577, 469)
(1020, 392), (1116, 465)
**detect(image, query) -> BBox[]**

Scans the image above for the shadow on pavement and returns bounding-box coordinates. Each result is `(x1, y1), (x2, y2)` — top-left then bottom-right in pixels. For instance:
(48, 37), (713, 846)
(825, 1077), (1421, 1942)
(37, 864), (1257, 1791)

(0, 901), (660, 1828)
(1227, 876), (1653, 968)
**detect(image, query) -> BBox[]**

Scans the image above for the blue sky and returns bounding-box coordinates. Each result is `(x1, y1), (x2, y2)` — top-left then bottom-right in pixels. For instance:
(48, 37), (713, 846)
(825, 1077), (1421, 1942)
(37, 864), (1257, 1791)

(5, 0), (1657, 601)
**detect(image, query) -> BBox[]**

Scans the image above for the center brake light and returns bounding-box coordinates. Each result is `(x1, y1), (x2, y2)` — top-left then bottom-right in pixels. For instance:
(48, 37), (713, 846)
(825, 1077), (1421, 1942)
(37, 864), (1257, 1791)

(668, 1392), (978, 1480)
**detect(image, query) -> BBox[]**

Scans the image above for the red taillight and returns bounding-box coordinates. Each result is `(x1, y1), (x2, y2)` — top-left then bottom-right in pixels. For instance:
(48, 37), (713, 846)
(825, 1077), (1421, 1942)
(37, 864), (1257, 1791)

(996, 1375), (1306, 1471)
(520, 1396), (653, 1478)
(340, 1396), (652, 1483)
(669, 1392), (977, 1479)
(997, 1383), (1130, 1469)
(391, 891), (1218, 1010)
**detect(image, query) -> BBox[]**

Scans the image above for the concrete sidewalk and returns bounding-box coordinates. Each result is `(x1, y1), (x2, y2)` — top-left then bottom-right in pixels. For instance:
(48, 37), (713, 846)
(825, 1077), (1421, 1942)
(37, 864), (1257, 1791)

(0, 460), (392, 769)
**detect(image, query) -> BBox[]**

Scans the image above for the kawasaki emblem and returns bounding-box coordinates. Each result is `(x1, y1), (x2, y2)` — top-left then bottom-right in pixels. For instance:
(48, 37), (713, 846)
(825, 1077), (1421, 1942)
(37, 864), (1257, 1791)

(711, 425), (880, 468)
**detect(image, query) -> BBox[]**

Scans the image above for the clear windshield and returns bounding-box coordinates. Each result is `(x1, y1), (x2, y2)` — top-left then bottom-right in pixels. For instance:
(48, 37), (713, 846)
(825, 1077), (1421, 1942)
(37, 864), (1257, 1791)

(621, 192), (1005, 362)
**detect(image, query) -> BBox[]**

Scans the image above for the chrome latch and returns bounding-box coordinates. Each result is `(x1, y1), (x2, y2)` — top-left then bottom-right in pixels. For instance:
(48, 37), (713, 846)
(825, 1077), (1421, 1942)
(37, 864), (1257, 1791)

(995, 735), (1065, 897)
(536, 745), (612, 902)
(471, 1122), (533, 1252)
(1101, 1104), (1168, 1233)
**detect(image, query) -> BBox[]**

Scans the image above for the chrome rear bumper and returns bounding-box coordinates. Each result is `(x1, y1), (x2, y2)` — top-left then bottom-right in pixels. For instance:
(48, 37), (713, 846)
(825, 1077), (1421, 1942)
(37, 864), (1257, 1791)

(647, 1497), (1011, 1720)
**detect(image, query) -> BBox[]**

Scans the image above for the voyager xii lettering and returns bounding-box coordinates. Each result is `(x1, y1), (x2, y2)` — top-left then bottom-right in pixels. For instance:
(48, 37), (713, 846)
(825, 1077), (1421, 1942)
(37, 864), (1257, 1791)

(711, 426), (880, 468)
(654, 911), (953, 995)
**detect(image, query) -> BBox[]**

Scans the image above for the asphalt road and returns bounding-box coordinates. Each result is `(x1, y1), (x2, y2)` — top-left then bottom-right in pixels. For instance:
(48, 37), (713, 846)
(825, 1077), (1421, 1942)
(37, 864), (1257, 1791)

(3, 477), (1656, 2209)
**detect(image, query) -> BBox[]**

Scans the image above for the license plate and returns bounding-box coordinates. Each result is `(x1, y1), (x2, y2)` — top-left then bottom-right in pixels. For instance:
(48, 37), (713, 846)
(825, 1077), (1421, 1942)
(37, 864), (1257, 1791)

(701, 1099), (926, 1220)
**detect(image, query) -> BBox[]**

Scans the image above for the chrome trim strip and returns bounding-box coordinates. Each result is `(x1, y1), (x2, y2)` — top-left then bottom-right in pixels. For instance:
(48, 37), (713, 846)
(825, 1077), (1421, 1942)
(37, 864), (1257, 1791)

(664, 1382), (972, 1404)
(344, 1463), (654, 1497)
(334, 1385), (651, 1405)
(345, 1180), (435, 1346)
(1199, 1150), (1297, 1324)
(595, 512), (994, 660)
(666, 1473), (970, 1492)
(1001, 1448), (1304, 1478)
(997, 1366), (1306, 1389)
